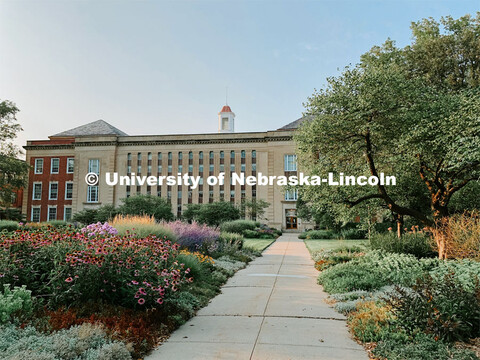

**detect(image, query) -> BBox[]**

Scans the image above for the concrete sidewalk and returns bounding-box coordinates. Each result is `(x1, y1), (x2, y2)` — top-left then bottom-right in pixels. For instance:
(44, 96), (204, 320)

(148, 233), (368, 360)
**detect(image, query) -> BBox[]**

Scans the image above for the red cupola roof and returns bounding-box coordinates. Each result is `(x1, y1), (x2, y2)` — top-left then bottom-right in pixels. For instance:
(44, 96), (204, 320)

(220, 105), (232, 113)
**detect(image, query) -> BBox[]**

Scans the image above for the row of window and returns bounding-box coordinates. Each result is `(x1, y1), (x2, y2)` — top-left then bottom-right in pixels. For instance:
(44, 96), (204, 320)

(32, 182), (73, 200)
(128, 150), (256, 161)
(34, 158), (75, 174)
(31, 206), (72, 222)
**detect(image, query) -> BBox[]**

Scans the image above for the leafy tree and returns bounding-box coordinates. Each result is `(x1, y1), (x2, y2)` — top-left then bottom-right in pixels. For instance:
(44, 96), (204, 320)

(0, 100), (29, 211)
(239, 199), (269, 221)
(118, 194), (174, 221)
(182, 204), (202, 223)
(296, 13), (480, 242)
(193, 201), (240, 228)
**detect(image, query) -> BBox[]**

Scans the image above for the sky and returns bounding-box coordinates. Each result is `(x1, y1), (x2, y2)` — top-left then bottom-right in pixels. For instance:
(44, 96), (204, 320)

(1, 0), (478, 152)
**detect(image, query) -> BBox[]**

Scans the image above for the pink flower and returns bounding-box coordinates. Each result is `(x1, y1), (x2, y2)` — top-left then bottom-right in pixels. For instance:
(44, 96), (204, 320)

(65, 277), (73, 283)
(156, 298), (163, 305)
(138, 298), (145, 305)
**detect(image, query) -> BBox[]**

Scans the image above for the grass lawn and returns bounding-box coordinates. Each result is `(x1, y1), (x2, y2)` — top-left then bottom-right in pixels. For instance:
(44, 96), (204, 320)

(304, 239), (368, 253)
(243, 238), (276, 252)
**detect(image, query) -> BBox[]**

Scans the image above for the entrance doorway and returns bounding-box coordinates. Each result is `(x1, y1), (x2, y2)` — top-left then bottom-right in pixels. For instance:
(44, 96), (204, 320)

(285, 209), (298, 230)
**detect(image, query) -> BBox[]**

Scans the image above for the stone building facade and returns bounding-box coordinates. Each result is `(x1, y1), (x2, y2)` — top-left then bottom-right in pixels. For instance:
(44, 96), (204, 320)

(23, 107), (309, 231)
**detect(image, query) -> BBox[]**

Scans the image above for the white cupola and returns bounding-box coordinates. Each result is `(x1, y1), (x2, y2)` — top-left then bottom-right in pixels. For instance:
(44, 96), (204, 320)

(218, 105), (235, 133)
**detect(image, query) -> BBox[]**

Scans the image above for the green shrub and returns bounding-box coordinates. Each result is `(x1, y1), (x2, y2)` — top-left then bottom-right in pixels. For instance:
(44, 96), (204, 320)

(220, 220), (258, 234)
(387, 273), (480, 342)
(0, 323), (132, 359)
(118, 194), (174, 221)
(218, 232), (244, 250)
(318, 250), (440, 293)
(242, 229), (258, 238)
(0, 220), (19, 233)
(305, 230), (336, 239)
(312, 245), (365, 271)
(370, 231), (435, 258)
(298, 232), (308, 239)
(72, 209), (98, 224)
(213, 256), (247, 276)
(340, 228), (366, 239)
(373, 332), (478, 360)
(0, 284), (33, 324)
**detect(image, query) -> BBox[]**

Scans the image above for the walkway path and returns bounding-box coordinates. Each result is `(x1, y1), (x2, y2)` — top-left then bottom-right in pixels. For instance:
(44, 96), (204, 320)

(148, 233), (368, 360)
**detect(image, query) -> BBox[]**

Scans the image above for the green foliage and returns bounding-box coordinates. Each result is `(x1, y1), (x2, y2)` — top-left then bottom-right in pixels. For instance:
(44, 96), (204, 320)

(94, 205), (119, 223)
(239, 199), (270, 221)
(340, 228), (366, 239)
(304, 230), (336, 239)
(0, 220), (19, 233)
(196, 201), (240, 227)
(219, 220), (258, 234)
(213, 256), (247, 276)
(114, 223), (176, 241)
(312, 245), (364, 271)
(0, 208), (23, 221)
(295, 14), (480, 227)
(0, 323), (132, 359)
(387, 273), (480, 342)
(373, 332), (478, 360)
(370, 231), (435, 258)
(348, 301), (394, 342)
(72, 209), (97, 224)
(0, 100), (30, 209)
(318, 250), (440, 293)
(218, 232), (244, 250)
(0, 284), (33, 324)
(118, 195), (174, 221)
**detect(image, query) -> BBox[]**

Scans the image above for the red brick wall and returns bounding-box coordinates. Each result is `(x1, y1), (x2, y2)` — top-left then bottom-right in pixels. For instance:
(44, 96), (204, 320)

(27, 156), (74, 222)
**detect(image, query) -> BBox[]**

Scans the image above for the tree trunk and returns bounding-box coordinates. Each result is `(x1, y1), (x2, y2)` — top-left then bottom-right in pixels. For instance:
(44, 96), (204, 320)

(395, 214), (404, 239)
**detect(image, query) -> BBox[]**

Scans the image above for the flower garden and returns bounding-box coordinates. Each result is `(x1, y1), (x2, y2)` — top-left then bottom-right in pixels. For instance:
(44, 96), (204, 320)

(0, 217), (279, 359)
(305, 217), (480, 360)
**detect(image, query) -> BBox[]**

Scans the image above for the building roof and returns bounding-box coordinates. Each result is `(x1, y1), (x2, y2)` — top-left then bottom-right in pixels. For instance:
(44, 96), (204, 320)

(50, 120), (128, 137)
(277, 115), (313, 130)
(219, 105), (232, 113)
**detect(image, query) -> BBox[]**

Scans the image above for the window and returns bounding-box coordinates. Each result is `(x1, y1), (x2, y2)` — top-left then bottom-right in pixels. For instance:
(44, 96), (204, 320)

(284, 154), (297, 171)
(127, 153), (132, 161)
(126, 186), (131, 198)
(199, 151), (203, 160)
(67, 158), (75, 173)
(32, 182), (42, 200)
(230, 150), (235, 159)
(168, 152), (172, 160)
(241, 164), (246, 172)
(31, 207), (41, 222)
(65, 182), (73, 200)
(51, 158), (60, 174)
(178, 191), (182, 199)
(88, 159), (100, 174)
(230, 164), (235, 171)
(209, 164), (214, 172)
(34, 159), (44, 174)
(230, 190), (235, 199)
(199, 164), (204, 173)
(222, 117), (228, 130)
(178, 152), (183, 160)
(49, 182), (58, 200)
(64, 207), (72, 221)
(188, 164), (193, 173)
(87, 186), (99, 203)
(199, 177), (204, 185)
(147, 152), (152, 161)
(178, 165), (183, 173)
(147, 165), (152, 174)
(137, 165), (142, 174)
(220, 164), (224, 172)
(285, 189), (298, 201)
(252, 150), (256, 159)
(189, 151), (193, 160)
(241, 150), (246, 158)
(209, 151), (214, 159)
(168, 165), (172, 173)
(220, 151), (224, 159)
(48, 206), (57, 221)
(252, 163), (257, 171)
